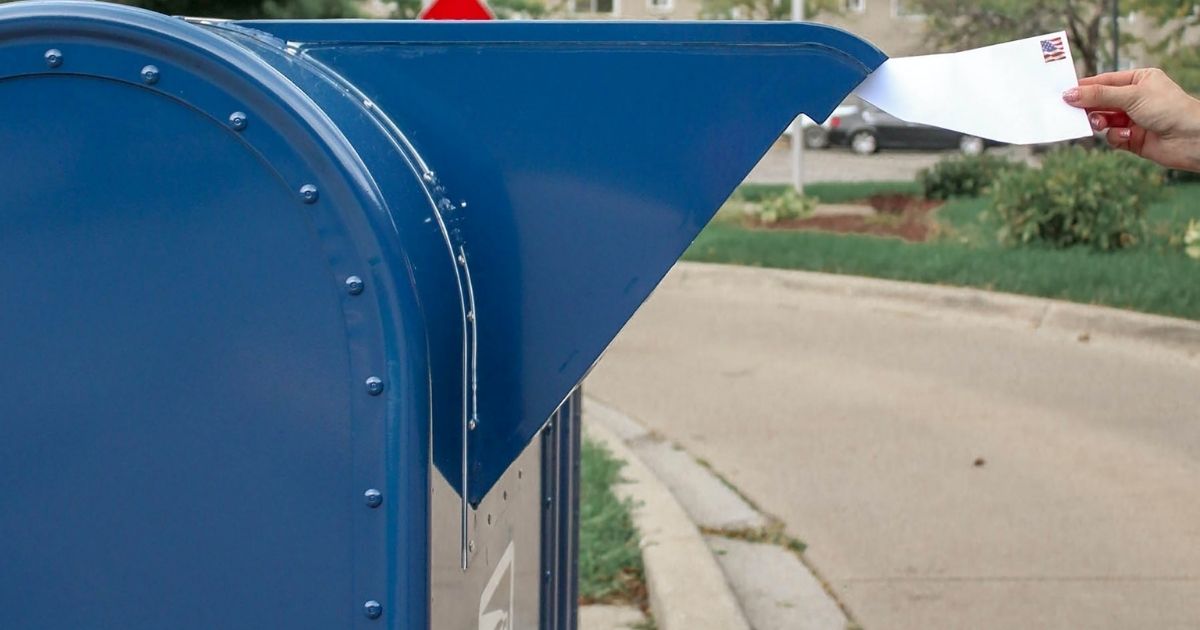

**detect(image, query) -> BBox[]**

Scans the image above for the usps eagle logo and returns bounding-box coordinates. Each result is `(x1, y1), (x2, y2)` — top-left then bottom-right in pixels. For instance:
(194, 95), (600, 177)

(1041, 37), (1066, 63)
(478, 542), (516, 630)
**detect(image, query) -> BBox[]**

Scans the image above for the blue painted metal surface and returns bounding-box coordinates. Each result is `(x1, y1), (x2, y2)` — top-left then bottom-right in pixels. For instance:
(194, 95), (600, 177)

(0, 3), (435, 627)
(0, 2), (882, 627)
(541, 389), (583, 630)
(244, 19), (886, 503)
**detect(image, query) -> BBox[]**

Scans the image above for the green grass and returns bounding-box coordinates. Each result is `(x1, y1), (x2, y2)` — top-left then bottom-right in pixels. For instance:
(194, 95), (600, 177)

(579, 438), (645, 605)
(687, 183), (1200, 320)
(1147, 184), (1200, 235)
(736, 180), (921, 204)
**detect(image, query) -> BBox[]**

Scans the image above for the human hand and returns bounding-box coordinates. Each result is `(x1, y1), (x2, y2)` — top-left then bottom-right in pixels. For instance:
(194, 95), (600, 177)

(1063, 68), (1200, 171)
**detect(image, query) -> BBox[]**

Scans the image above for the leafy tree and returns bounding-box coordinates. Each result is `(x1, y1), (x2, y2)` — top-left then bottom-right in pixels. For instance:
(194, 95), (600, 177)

(0, 0), (364, 19)
(261, 0), (362, 17)
(909, 0), (1200, 80)
(385, 0), (425, 18)
(489, 0), (549, 18)
(908, 0), (1126, 76)
(2, 0), (548, 22)
(1157, 46), (1200, 93)
(1135, 0), (1200, 38)
(1134, 1), (1200, 92)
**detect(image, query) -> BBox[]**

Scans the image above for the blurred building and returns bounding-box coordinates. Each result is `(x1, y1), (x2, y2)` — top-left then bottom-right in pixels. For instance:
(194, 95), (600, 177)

(817, 0), (926, 56)
(564, 0), (703, 21)
(564, 0), (930, 56)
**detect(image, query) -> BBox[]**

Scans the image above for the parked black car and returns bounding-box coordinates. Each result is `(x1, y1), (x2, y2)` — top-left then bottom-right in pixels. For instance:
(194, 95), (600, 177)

(824, 97), (1002, 155)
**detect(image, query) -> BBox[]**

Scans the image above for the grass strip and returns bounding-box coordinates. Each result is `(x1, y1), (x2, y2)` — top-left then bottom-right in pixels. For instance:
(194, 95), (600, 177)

(737, 181), (921, 204)
(579, 437), (646, 606)
(689, 184), (1200, 320)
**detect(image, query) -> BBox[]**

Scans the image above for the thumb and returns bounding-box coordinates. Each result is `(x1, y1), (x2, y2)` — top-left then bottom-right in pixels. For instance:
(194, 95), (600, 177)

(1064, 84), (1139, 111)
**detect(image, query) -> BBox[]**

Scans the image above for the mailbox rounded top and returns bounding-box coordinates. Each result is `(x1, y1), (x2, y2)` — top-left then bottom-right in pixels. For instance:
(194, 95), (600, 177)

(0, 4), (440, 624)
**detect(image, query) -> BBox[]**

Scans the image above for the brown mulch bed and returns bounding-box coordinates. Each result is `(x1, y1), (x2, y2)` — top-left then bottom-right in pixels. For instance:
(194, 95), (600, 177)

(751, 193), (943, 242)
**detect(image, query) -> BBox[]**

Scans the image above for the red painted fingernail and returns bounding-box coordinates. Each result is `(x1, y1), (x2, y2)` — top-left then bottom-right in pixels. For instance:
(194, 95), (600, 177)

(1063, 88), (1080, 102)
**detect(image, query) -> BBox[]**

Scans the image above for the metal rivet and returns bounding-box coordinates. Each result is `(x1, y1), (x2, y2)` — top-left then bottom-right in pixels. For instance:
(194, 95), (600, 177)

(363, 600), (382, 619)
(468, 540), (476, 553)
(44, 49), (62, 68)
(544, 570), (552, 583)
(422, 172), (434, 183)
(364, 488), (382, 508)
(299, 184), (319, 204)
(140, 64), (159, 84)
(345, 275), (364, 295)
(466, 310), (475, 322)
(228, 111), (247, 131)
(468, 418), (477, 431)
(365, 376), (384, 396)
(457, 254), (467, 265)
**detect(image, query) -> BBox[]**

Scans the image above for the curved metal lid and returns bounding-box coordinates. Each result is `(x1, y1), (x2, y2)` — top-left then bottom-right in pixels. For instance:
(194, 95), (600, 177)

(249, 17), (886, 503)
(0, 3), (416, 626)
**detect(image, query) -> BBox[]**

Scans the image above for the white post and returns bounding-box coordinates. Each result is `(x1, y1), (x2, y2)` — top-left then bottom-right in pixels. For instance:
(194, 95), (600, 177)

(791, 0), (805, 194)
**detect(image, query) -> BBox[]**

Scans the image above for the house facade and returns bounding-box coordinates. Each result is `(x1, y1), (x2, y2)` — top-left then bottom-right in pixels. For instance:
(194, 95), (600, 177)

(566, 0), (704, 21)
(816, 0), (927, 56)
(565, 0), (930, 56)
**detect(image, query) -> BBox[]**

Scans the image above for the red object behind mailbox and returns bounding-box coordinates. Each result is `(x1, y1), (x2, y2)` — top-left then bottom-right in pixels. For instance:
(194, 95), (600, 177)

(419, 0), (494, 20)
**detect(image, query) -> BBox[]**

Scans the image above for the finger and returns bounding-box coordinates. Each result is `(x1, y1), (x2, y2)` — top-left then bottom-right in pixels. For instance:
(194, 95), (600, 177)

(1105, 111), (1131, 128)
(1078, 70), (1140, 87)
(1106, 127), (1133, 149)
(1064, 84), (1139, 110)
(1126, 126), (1148, 156)
(1087, 111), (1132, 129)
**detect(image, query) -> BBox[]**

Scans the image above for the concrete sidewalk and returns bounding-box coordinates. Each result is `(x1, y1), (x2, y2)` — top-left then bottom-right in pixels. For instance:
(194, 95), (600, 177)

(588, 397), (853, 630)
(584, 407), (751, 630)
(579, 605), (645, 630)
(586, 262), (1200, 630)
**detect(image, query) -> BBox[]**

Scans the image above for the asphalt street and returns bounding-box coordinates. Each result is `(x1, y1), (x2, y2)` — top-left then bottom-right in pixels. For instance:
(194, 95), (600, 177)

(586, 263), (1200, 630)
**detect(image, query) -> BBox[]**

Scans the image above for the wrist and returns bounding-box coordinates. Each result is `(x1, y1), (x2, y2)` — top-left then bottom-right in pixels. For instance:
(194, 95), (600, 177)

(1168, 96), (1200, 172)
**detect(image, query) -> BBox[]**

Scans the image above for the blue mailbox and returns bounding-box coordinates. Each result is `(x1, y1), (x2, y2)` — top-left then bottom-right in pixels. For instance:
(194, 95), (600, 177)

(0, 2), (884, 627)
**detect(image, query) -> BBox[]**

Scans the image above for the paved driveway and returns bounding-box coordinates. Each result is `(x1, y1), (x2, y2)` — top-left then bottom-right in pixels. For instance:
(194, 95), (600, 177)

(586, 263), (1200, 630)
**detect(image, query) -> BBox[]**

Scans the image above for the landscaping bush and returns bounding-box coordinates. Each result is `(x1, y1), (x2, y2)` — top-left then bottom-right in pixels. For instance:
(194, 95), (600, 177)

(1166, 168), (1200, 184)
(918, 154), (1025, 200)
(991, 147), (1164, 251)
(757, 189), (815, 225)
(1186, 219), (1200, 260)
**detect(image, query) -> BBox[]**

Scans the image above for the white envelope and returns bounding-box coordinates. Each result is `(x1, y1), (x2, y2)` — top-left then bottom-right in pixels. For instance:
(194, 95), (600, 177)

(854, 31), (1093, 145)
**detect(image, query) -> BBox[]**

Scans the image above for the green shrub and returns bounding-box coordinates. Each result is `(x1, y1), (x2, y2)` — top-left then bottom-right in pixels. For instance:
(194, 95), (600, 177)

(732, 183), (788, 203)
(918, 154), (1026, 200)
(1186, 219), (1200, 260)
(991, 147), (1164, 251)
(757, 189), (816, 224)
(1166, 168), (1200, 184)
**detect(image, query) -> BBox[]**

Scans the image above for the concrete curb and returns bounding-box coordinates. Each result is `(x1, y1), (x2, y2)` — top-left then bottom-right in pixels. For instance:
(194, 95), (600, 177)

(583, 401), (752, 630)
(587, 397), (854, 630)
(672, 261), (1200, 361)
